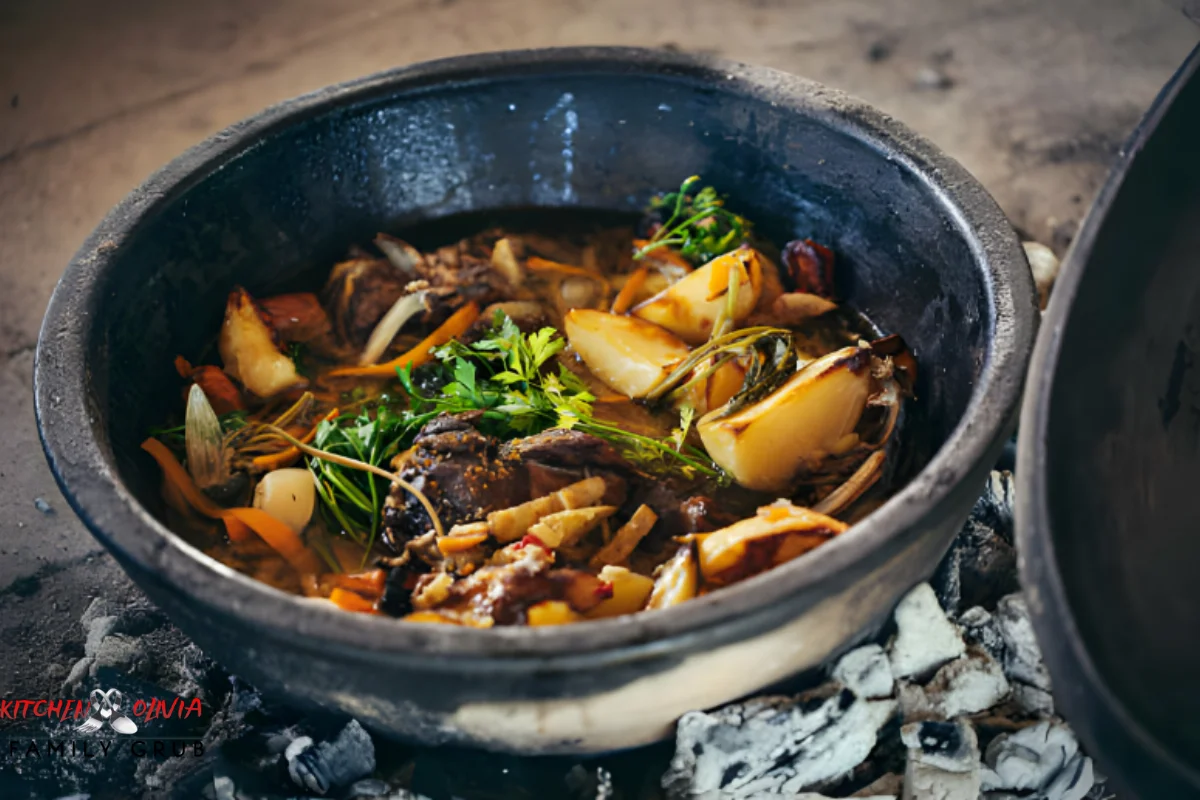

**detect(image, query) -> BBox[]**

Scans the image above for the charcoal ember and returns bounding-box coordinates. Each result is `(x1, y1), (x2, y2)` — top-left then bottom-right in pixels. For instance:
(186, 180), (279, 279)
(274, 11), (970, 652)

(900, 647), (1010, 722)
(851, 772), (903, 797)
(785, 795), (895, 799)
(900, 720), (981, 800)
(285, 719), (376, 795)
(958, 606), (1006, 663)
(981, 721), (1095, 800)
(1011, 684), (1055, 717)
(565, 764), (614, 800)
(994, 593), (1052, 692)
(888, 583), (966, 681)
(833, 644), (895, 700)
(661, 687), (897, 798)
(347, 778), (391, 797)
(931, 471), (1018, 615)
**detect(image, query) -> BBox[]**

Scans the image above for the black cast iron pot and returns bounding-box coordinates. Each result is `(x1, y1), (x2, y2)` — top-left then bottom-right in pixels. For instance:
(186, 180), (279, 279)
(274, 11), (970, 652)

(35, 47), (1036, 754)
(1017, 41), (1200, 798)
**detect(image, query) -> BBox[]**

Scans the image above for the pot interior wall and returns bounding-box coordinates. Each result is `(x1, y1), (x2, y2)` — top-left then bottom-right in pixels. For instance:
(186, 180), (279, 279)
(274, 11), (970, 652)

(87, 67), (992, 564)
(1044, 60), (1200, 768)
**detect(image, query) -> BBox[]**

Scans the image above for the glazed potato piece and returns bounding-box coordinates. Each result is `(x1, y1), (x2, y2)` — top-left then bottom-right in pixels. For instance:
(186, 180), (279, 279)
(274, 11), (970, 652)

(527, 601), (583, 626)
(487, 476), (608, 543)
(698, 501), (847, 586)
(698, 344), (873, 492)
(631, 248), (763, 344)
(646, 542), (699, 609)
(565, 309), (690, 398)
(218, 288), (304, 398)
(586, 566), (655, 618)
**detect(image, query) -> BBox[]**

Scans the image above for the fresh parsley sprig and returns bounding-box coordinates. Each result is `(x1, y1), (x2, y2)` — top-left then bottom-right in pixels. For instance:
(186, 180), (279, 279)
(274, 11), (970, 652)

(306, 312), (725, 550)
(403, 311), (721, 477)
(634, 176), (752, 265)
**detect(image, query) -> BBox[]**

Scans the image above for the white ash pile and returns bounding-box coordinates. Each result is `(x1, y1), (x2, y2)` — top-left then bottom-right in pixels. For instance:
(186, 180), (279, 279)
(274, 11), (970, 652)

(661, 471), (1107, 800)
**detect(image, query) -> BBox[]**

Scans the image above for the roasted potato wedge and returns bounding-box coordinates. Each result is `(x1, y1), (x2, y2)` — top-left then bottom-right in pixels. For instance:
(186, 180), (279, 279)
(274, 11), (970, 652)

(565, 309), (690, 398)
(631, 248), (763, 344)
(698, 344), (873, 492)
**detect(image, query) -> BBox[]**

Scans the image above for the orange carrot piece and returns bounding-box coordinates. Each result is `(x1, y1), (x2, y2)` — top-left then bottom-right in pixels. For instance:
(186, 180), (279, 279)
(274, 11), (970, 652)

(611, 266), (650, 314)
(223, 507), (324, 575)
(403, 610), (493, 628)
(437, 532), (490, 554)
(222, 515), (254, 542)
(526, 256), (597, 279)
(174, 355), (194, 378)
(141, 437), (324, 574)
(326, 302), (480, 379)
(251, 407), (339, 472)
(632, 240), (693, 271)
(325, 569), (387, 596)
(192, 366), (246, 414)
(141, 438), (228, 519)
(707, 255), (734, 299)
(329, 587), (378, 614)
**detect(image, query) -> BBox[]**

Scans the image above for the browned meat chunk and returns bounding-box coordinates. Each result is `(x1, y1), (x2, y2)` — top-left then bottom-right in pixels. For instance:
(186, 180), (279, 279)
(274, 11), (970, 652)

(321, 233), (521, 352)
(380, 414), (631, 551)
(406, 546), (612, 625)
(321, 257), (408, 348)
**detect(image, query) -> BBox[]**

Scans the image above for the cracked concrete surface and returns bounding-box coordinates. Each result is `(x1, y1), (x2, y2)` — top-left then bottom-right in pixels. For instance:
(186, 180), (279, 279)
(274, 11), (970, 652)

(0, 0), (1196, 703)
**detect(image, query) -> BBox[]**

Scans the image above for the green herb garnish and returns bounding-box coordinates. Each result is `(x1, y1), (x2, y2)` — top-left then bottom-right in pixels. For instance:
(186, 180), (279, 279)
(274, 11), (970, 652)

(401, 311), (722, 479)
(634, 176), (752, 265)
(302, 312), (725, 550)
(308, 402), (429, 556)
(149, 410), (247, 455)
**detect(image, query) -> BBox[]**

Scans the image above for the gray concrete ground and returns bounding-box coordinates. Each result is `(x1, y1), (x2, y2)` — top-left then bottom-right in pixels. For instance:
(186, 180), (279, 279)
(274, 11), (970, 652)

(0, 0), (1195, 708)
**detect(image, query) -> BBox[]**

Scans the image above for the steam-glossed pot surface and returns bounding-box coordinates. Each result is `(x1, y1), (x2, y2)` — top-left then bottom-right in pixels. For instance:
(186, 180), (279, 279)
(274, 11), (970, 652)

(1017, 43), (1200, 797)
(35, 47), (1035, 754)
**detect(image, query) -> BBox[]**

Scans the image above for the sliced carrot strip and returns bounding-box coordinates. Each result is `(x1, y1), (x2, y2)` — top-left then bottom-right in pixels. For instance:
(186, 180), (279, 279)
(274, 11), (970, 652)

(251, 407), (339, 472)
(329, 587), (378, 614)
(222, 515), (254, 543)
(325, 569), (387, 596)
(437, 532), (490, 554)
(142, 437), (323, 573)
(326, 302), (480, 379)
(525, 256), (597, 279)
(708, 256), (732, 298)
(223, 507), (324, 575)
(611, 266), (649, 314)
(526, 257), (611, 296)
(141, 438), (227, 519)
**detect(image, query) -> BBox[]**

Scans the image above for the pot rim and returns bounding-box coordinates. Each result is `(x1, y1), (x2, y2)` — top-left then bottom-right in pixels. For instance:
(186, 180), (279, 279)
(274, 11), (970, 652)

(1015, 42), (1200, 791)
(35, 45), (1035, 662)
